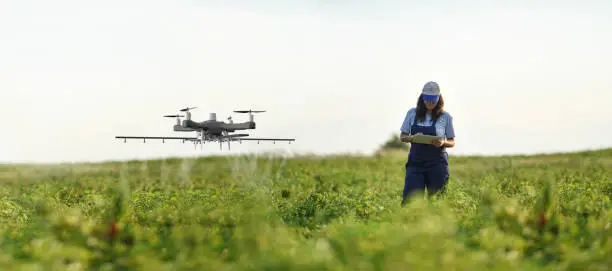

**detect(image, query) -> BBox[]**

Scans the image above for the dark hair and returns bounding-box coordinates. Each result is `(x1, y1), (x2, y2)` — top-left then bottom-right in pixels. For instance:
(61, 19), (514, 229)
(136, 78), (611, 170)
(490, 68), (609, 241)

(416, 94), (444, 122)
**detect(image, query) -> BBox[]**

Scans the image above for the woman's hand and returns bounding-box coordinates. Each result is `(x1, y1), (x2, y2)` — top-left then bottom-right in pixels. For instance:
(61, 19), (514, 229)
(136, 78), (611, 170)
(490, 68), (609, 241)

(401, 133), (423, 143)
(431, 138), (445, 147)
(431, 138), (455, 148)
(400, 134), (414, 143)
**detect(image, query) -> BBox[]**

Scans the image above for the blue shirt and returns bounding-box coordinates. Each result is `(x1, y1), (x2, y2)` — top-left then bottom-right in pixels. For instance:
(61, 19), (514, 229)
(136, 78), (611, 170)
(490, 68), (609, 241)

(400, 108), (455, 139)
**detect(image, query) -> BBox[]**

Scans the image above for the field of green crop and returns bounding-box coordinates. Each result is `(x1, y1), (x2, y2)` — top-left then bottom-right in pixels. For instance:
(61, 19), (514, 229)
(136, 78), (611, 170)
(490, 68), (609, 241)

(0, 148), (610, 270)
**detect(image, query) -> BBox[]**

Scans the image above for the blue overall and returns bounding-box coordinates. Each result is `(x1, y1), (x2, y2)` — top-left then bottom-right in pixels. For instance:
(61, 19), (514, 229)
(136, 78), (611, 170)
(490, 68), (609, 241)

(402, 116), (449, 201)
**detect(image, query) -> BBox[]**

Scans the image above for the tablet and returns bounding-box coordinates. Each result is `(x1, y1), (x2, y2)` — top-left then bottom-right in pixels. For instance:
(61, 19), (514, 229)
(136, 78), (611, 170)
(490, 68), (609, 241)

(411, 134), (444, 145)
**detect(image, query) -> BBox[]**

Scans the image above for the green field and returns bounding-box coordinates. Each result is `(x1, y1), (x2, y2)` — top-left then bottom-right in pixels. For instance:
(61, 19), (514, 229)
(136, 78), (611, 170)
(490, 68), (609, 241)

(0, 148), (610, 270)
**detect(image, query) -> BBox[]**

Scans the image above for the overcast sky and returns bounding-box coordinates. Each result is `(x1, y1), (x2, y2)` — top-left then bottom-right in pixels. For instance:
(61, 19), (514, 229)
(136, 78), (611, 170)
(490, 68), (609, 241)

(1, 0), (611, 163)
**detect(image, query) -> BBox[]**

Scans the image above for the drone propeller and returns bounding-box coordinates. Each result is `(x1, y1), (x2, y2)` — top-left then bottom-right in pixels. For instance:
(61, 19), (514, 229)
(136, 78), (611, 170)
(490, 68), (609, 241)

(233, 110), (266, 113)
(163, 115), (184, 118)
(180, 107), (197, 112)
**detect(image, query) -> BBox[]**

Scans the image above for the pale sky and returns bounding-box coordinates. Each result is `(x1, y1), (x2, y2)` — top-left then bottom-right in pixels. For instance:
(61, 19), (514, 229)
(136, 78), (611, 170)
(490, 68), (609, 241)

(1, 0), (611, 163)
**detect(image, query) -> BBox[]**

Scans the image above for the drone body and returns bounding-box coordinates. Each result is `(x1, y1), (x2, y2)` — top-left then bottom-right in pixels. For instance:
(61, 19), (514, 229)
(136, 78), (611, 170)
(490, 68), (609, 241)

(115, 107), (295, 150)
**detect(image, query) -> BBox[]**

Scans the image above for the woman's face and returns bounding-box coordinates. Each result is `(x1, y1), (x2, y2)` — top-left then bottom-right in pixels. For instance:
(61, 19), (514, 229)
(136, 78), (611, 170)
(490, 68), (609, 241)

(423, 99), (438, 111)
(424, 100), (437, 110)
(422, 94), (440, 111)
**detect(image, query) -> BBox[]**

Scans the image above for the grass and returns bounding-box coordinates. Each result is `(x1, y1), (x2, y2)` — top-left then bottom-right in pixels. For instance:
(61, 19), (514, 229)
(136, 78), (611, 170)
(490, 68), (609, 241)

(0, 148), (610, 270)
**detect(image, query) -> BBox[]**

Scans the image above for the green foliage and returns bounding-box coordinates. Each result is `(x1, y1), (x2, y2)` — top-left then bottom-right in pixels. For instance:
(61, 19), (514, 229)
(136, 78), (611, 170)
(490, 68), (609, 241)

(379, 133), (409, 151)
(0, 149), (611, 270)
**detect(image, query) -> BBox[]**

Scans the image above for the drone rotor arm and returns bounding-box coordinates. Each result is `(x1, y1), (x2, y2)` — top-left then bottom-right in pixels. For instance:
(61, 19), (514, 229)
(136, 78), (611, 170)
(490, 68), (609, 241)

(115, 136), (199, 143)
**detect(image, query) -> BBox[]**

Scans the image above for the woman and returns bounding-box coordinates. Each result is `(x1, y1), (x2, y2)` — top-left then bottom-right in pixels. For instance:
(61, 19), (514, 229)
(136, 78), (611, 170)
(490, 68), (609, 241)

(399, 81), (455, 204)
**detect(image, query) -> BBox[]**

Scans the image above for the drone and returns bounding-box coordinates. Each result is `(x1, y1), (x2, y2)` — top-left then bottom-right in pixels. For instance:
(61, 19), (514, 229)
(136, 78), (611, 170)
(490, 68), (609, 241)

(115, 107), (295, 150)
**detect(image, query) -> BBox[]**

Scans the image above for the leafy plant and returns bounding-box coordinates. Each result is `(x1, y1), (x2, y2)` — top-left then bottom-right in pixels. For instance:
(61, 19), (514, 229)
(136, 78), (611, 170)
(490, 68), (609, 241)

(377, 133), (409, 155)
(0, 148), (610, 270)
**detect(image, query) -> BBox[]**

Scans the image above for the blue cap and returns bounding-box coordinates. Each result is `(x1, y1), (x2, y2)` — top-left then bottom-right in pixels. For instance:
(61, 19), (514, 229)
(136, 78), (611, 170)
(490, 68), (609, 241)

(422, 81), (440, 102)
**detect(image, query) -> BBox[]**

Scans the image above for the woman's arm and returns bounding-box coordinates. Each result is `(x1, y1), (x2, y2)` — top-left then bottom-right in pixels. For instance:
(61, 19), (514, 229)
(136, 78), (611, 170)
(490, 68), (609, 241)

(399, 108), (416, 141)
(444, 137), (455, 148)
(443, 112), (455, 148)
